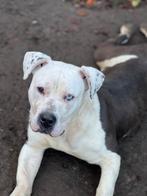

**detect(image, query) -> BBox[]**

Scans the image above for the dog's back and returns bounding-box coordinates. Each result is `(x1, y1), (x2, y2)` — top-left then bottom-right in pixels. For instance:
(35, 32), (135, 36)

(98, 58), (147, 149)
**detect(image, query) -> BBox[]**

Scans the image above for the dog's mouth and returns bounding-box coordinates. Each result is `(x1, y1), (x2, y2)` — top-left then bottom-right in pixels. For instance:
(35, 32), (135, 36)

(30, 122), (65, 137)
(39, 129), (65, 137)
(49, 130), (65, 137)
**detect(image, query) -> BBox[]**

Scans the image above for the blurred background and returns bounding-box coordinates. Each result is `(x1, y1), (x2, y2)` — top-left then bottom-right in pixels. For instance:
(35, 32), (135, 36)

(0, 0), (147, 196)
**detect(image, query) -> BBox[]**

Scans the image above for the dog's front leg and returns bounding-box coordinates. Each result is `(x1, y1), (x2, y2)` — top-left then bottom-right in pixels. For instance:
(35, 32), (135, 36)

(10, 143), (45, 196)
(96, 151), (121, 196)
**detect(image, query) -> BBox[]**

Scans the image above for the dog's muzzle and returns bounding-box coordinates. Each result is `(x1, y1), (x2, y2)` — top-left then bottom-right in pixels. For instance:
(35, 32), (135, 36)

(38, 111), (57, 134)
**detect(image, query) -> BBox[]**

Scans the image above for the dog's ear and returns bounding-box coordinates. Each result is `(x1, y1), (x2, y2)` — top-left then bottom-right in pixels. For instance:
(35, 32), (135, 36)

(80, 66), (105, 99)
(23, 51), (51, 80)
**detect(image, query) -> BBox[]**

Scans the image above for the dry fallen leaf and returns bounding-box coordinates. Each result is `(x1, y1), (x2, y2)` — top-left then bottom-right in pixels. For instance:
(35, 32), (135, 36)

(77, 9), (88, 16)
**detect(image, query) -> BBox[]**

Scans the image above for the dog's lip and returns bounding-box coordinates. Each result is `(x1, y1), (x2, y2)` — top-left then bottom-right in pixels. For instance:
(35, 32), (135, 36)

(49, 130), (65, 137)
(59, 130), (65, 136)
(30, 122), (65, 136)
(30, 122), (40, 132)
(31, 126), (65, 137)
(37, 130), (65, 137)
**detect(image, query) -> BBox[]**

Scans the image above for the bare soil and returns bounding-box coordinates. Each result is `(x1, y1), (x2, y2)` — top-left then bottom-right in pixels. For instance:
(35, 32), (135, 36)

(0, 0), (147, 196)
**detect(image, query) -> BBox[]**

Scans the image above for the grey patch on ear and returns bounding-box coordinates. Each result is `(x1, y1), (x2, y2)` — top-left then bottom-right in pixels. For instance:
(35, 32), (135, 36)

(23, 51), (51, 80)
(30, 57), (44, 64)
(80, 66), (105, 99)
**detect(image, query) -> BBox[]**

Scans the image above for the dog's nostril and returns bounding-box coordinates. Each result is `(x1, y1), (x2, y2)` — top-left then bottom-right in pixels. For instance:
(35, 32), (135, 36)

(39, 112), (57, 129)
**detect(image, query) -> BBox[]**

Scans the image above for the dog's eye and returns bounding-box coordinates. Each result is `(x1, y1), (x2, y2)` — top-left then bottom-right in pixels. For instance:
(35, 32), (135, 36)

(37, 87), (44, 94)
(64, 94), (75, 101)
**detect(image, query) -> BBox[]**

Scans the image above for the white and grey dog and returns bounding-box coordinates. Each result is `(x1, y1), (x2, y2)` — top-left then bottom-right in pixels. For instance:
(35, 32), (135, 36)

(11, 51), (143, 196)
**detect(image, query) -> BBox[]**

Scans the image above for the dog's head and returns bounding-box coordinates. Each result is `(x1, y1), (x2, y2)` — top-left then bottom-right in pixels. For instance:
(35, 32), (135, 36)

(23, 52), (105, 137)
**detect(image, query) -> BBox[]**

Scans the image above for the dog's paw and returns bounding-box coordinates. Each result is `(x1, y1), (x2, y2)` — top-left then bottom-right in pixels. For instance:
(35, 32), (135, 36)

(10, 186), (31, 196)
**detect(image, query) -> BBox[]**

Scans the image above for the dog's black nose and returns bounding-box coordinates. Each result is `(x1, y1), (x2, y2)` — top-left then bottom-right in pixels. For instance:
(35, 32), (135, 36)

(38, 112), (57, 131)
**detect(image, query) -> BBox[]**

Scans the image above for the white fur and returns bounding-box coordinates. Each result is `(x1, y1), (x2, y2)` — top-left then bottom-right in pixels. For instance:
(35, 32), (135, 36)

(10, 52), (121, 196)
(120, 24), (132, 37)
(97, 54), (138, 71)
(81, 66), (105, 99)
(140, 26), (147, 38)
(23, 51), (51, 80)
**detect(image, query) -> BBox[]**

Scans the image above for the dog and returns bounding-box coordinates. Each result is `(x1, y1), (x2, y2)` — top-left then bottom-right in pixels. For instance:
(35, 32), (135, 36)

(10, 51), (147, 196)
(94, 23), (147, 71)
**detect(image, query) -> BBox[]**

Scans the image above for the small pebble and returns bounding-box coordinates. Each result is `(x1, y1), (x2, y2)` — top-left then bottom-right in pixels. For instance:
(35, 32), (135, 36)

(32, 20), (38, 25)
(0, 128), (4, 132)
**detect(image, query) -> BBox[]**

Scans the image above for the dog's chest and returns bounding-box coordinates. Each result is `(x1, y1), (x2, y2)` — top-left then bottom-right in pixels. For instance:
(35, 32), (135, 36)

(48, 123), (106, 164)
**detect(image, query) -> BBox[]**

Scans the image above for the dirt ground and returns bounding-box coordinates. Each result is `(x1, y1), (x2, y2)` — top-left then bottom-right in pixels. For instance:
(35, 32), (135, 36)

(0, 0), (147, 196)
